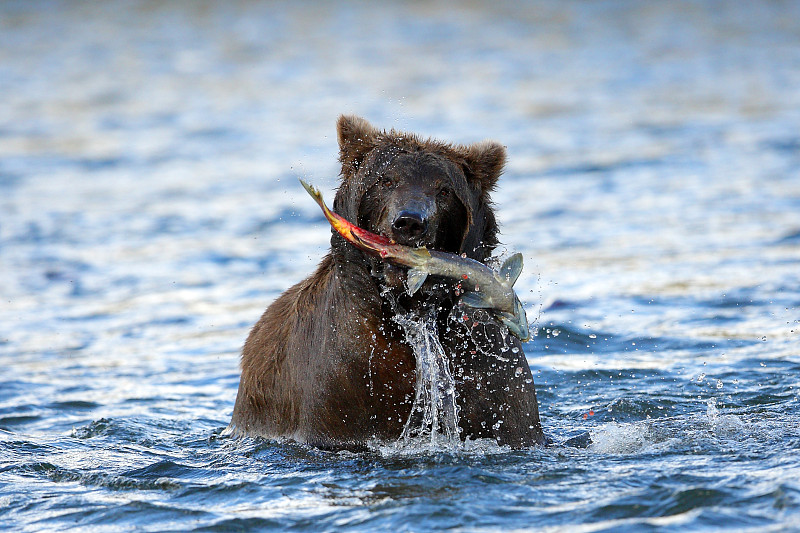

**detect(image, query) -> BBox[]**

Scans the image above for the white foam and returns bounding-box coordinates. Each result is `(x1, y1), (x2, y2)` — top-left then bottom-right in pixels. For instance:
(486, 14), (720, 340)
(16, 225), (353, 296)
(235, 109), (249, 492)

(375, 436), (511, 458)
(587, 399), (750, 456)
(588, 422), (653, 455)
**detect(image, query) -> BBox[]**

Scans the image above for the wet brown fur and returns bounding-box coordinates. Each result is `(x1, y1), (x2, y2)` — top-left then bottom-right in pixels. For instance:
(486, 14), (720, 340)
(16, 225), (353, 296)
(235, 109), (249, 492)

(230, 116), (544, 450)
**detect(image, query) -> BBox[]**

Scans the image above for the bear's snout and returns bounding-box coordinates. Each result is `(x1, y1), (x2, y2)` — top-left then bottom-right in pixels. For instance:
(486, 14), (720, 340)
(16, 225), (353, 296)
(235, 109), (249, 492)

(386, 193), (437, 246)
(391, 210), (428, 241)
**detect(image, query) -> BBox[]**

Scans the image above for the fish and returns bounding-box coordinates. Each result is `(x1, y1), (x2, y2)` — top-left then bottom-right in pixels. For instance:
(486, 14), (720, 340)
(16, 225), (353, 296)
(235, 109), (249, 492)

(300, 179), (531, 341)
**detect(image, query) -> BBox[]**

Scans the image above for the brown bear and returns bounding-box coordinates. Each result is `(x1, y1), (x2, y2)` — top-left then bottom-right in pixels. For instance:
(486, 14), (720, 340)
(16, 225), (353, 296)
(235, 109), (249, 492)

(230, 115), (544, 450)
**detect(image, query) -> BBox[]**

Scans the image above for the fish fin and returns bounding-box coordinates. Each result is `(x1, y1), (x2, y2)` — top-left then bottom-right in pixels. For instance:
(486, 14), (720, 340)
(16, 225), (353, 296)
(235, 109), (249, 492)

(414, 246), (431, 259)
(499, 312), (530, 342)
(497, 298), (530, 341)
(406, 269), (428, 295)
(499, 253), (523, 287)
(460, 291), (493, 309)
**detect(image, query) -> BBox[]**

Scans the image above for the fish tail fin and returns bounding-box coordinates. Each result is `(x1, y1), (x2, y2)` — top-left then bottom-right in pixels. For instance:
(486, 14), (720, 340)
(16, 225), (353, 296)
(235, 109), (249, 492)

(498, 297), (530, 341)
(500, 313), (530, 342)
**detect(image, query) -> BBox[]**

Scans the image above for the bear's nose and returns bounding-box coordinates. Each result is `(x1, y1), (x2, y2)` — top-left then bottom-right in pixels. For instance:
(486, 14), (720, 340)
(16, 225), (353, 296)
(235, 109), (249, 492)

(391, 211), (428, 241)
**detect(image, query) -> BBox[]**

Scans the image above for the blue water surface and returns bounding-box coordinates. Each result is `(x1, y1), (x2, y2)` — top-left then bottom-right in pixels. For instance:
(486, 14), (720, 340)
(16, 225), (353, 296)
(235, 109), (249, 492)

(2, 1), (800, 531)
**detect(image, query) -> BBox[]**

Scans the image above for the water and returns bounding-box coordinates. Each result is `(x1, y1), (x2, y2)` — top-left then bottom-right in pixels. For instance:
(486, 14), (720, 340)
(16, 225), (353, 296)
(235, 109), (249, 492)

(2, 0), (800, 530)
(394, 312), (461, 448)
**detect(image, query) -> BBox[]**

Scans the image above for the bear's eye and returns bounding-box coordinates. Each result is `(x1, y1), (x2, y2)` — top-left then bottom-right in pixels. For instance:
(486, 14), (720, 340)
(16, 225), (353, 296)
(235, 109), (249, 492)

(381, 178), (394, 188)
(439, 187), (450, 198)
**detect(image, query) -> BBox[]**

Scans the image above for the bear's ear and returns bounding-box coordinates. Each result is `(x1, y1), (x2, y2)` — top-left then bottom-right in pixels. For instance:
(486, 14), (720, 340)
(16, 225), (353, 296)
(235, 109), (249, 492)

(337, 115), (379, 177)
(460, 141), (506, 192)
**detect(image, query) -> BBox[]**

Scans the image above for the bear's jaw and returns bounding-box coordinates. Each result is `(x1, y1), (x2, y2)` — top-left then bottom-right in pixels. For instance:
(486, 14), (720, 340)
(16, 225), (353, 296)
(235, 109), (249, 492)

(368, 258), (458, 317)
(370, 261), (407, 291)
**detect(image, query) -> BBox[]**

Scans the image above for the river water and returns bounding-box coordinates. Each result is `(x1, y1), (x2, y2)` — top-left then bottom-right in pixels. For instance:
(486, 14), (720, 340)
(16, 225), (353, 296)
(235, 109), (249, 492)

(2, 1), (800, 531)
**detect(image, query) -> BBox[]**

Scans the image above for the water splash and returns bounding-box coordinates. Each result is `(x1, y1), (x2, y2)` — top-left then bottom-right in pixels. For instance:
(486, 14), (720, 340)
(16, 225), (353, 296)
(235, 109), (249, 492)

(705, 398), (745, 436)
(587, 399), (750, 455)
(392, 312), (461, 451)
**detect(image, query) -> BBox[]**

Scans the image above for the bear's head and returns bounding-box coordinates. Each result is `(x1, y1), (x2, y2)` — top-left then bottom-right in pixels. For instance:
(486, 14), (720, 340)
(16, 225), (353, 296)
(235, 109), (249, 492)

(332, 115), (506, 293)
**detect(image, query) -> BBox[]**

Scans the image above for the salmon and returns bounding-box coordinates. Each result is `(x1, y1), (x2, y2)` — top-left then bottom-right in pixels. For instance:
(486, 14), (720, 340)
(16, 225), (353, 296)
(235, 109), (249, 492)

(300, 179), (531, 340)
